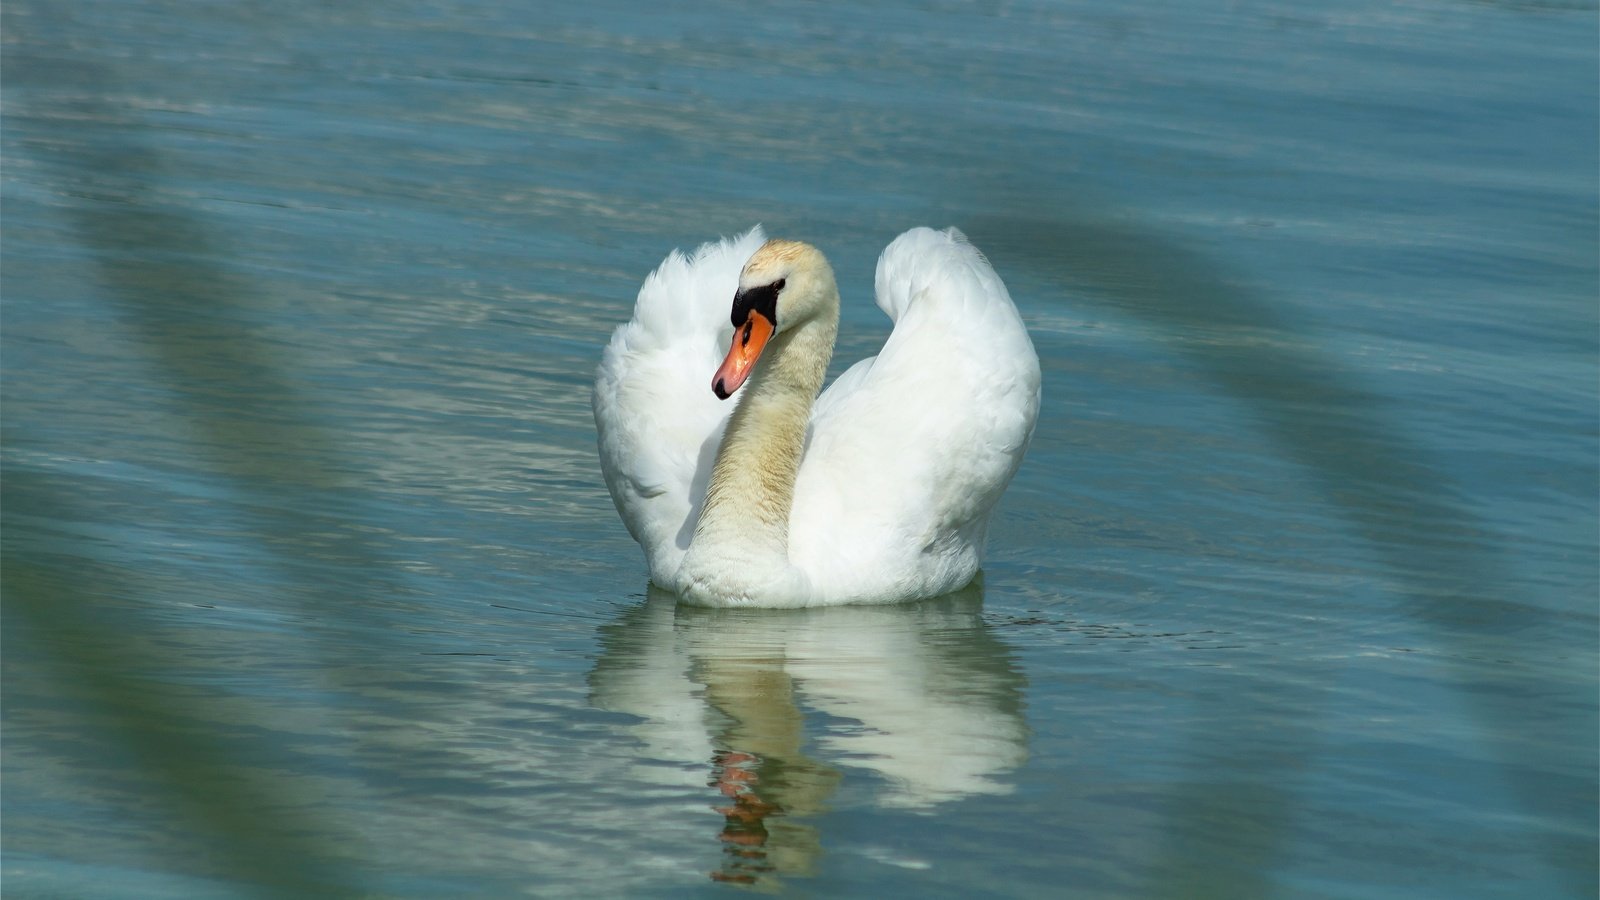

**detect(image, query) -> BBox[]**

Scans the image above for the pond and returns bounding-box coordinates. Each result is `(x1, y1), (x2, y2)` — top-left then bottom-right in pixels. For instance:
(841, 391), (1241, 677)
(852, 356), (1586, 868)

(3, 0), (1596, 896)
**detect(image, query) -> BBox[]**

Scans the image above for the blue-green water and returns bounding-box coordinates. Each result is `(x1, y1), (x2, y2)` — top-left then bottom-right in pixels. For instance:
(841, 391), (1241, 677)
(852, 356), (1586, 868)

(3, 0), (1595, 896)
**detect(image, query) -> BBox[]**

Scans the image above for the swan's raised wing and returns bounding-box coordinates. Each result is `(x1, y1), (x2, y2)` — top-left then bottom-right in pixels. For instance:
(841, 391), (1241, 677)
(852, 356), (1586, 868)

(791, 227), (1041, 602)
(594, 228), (765, 584)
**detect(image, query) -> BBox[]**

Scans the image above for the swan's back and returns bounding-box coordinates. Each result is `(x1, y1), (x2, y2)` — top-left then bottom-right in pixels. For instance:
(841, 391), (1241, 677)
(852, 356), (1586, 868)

(789, 228), (1041, 603)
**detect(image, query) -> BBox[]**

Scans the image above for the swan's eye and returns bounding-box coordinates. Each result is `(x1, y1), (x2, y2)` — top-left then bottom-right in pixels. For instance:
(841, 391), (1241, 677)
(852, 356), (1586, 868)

(741, 321), (753, 346)
(773, 278), (786, 292)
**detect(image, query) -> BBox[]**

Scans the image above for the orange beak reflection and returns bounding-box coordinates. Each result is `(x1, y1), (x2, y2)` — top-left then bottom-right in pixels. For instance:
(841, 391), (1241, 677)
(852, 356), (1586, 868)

(712, 311), (775, 399)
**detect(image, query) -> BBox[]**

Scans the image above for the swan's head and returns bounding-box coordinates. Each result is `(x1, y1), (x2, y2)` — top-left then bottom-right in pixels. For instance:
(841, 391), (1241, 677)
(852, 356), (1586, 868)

(713, 239), (835, 399)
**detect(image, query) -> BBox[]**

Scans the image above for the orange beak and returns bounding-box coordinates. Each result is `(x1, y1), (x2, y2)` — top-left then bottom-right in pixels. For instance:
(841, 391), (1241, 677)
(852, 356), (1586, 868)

(712, 311), (775, 399)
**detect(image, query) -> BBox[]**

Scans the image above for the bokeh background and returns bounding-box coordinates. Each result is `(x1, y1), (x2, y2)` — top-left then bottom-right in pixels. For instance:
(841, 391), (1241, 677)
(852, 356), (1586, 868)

(4, 0), (1596, 896)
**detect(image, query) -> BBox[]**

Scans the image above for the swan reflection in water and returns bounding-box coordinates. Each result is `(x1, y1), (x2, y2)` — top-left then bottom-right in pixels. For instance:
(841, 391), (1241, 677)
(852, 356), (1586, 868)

(589, 582), (1028, 887)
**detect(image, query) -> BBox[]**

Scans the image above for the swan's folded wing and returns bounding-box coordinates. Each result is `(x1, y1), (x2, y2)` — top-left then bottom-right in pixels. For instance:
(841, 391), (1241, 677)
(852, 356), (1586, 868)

(594, 228), (765, 583)
(792, 227), (1041, 601)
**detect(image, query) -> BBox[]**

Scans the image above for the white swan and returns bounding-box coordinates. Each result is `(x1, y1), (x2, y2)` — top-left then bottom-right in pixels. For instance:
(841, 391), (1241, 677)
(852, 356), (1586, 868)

(594, 227), (1040, 607)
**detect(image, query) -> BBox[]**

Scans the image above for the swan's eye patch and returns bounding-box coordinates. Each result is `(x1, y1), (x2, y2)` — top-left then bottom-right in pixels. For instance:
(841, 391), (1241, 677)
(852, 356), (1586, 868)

(730, 280), (781, 328)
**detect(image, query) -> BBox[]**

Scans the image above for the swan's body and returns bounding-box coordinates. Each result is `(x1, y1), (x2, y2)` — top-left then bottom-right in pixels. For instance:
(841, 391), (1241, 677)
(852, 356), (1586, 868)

(594, 227), (1040, 607)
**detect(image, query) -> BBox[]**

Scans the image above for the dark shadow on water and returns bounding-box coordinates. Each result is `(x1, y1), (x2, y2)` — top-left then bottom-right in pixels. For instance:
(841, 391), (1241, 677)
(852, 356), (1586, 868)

(589, 581), (1028, 890)
(956, 195), (1597, 896)
(2, 3), (405, 895)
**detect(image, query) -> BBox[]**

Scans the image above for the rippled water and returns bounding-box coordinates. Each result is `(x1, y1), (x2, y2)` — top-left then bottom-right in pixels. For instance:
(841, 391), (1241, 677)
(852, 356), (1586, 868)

(4, 0), (1596, 896)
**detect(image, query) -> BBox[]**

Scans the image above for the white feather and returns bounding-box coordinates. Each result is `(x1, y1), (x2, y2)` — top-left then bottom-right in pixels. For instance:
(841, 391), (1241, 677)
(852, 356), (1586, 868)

(593, 227), (766, 584)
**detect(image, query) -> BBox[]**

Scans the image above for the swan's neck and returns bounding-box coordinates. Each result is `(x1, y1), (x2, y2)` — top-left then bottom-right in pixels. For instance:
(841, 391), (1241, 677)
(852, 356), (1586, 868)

(680, 301), (837, 602)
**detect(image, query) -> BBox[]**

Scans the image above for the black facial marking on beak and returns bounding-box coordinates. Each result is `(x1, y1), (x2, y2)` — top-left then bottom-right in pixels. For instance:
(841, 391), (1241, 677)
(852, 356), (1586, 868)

(730, 278), (784, 328)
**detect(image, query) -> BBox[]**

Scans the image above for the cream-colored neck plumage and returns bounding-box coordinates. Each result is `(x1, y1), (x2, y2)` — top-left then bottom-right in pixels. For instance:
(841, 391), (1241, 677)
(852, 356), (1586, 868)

(677, 249), (839, 604)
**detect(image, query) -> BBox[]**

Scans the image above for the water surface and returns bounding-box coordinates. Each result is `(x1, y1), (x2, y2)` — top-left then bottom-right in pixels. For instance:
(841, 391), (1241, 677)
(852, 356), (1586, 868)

(3, 0), (1596, 896)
